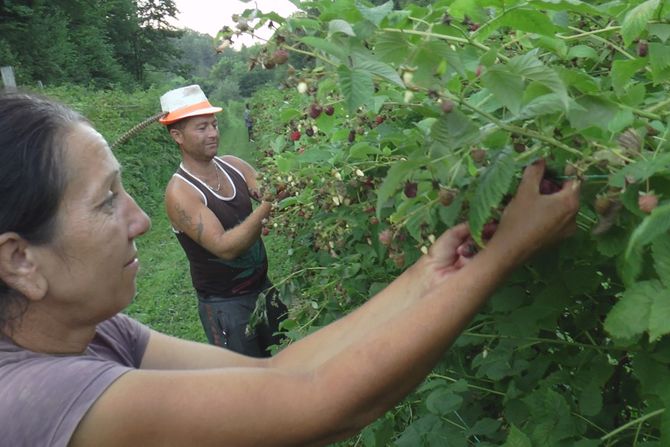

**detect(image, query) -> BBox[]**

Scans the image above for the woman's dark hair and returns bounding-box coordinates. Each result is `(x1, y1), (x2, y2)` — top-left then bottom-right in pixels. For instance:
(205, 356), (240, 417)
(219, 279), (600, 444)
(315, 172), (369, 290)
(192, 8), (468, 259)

(0, 90), (85, 327)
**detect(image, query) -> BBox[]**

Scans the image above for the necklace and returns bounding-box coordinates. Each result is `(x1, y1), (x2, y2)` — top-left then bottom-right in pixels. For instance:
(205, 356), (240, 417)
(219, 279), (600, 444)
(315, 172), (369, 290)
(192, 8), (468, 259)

(212, 164), (222, 192)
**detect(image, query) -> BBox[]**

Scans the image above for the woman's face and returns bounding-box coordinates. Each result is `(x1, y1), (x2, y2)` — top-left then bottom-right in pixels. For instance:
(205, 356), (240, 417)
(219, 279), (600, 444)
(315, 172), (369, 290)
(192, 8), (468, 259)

(34, 123), (151, 324)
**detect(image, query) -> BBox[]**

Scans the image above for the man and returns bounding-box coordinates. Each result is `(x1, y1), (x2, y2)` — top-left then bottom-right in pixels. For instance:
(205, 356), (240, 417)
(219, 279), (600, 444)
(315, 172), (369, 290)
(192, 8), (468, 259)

(243, 103), (254, 142)
(160, 85), (286, 357)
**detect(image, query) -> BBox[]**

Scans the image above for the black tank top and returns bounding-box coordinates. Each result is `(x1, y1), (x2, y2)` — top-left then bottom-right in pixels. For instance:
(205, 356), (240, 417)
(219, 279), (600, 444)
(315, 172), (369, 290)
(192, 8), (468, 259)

(173, 157), (268, 297)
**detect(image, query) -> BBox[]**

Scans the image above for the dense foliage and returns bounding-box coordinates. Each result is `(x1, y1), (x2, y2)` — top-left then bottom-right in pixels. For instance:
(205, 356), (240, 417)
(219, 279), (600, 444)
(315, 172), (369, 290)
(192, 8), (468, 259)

(236, 0), (670, 445)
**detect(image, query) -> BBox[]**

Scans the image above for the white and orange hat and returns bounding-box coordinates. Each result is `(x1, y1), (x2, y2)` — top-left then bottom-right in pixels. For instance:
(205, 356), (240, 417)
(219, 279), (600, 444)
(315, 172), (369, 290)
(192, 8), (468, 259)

(159, 85), (222, 125)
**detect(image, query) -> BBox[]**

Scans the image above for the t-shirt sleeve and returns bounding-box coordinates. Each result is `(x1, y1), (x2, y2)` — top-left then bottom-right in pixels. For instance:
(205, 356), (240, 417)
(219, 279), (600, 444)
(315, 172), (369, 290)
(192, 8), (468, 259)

(0, 315), (151, 447)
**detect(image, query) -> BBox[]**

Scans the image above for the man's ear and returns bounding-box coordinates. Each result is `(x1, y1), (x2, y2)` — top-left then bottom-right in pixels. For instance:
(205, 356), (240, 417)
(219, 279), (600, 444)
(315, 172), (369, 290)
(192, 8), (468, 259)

(0, 233), (47, 302)
(169, 128), (184, 145)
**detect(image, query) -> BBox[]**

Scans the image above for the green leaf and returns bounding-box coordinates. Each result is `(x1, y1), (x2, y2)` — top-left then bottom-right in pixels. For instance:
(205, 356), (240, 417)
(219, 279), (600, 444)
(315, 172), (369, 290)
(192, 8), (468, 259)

(300, 36), (347, 61)
(604, 280), (664, 340)
(650, 23), (670, 42)
(567, 45), (599, 60)
(610, 153), (670, 185)
(503, 425), (532, 447)
(653, 236), (670, 288)
(482, 8), (558, 40)
(508, 50), (569, 108)
(425, 388), (463, 415)
(611, 58), (647, 95)
(376, 159), (425, 216)
(337, 65), (374, 114)
(280, 108), (302, 123)
(567, 95), (619, 130)
(650, 42), (670, 79)
(352, 56), (404, 87)
(355, 0), (393, 27)
(625, 204), (670, 265)
(430, 109), (479, 153)
(529, 0), (601, 15)
(481, 66), (525, 114)
(329, 19), (356, 37)
(621, 0), (660, 46)
(468, 151), (516, 245)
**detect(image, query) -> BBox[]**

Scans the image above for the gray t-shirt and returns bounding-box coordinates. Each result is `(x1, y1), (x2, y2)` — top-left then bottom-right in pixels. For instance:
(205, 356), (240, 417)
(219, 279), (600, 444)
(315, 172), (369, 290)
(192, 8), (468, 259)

(0, 313), (150, 447)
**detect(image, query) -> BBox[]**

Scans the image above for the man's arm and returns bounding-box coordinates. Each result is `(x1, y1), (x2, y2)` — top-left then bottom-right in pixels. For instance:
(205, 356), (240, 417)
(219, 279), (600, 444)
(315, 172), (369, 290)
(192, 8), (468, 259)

(221, 155), (263, 199)
(164, 177), (270, 261)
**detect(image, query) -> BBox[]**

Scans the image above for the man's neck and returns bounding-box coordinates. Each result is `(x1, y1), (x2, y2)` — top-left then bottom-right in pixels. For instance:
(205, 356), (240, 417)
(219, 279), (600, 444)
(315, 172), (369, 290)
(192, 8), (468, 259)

(181, 154), (217, 177)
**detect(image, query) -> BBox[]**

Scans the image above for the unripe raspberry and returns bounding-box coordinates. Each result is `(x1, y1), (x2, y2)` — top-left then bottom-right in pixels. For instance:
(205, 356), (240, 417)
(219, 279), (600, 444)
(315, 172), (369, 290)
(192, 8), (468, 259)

(638, 193), (658, 214)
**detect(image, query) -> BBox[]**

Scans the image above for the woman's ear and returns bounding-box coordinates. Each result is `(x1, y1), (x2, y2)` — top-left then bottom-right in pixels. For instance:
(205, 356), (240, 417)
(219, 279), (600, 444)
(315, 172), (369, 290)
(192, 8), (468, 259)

(0, 233), (47, 301)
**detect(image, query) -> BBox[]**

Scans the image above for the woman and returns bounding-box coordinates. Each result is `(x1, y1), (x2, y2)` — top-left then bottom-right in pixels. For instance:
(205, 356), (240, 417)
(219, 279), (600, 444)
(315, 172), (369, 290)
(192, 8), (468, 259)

(0, 91), (580, 446)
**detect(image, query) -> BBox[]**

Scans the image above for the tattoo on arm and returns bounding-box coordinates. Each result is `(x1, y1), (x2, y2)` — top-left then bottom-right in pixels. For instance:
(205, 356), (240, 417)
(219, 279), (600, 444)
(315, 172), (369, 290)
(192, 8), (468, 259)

(175, 204), (205, 244)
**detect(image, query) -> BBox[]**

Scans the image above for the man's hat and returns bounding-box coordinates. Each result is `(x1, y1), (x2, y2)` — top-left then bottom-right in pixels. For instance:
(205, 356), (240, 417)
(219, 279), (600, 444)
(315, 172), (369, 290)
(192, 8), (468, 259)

(159, 85), (222, 125)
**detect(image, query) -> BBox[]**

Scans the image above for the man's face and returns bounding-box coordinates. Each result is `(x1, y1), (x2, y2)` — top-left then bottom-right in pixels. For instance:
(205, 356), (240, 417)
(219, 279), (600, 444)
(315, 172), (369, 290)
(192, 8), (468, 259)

(171, 114), (219, 160)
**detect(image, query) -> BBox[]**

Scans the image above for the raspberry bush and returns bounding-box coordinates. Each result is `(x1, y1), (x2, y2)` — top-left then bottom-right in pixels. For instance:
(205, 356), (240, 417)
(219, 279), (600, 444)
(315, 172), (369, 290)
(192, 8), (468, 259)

(228, 1), (670, 445)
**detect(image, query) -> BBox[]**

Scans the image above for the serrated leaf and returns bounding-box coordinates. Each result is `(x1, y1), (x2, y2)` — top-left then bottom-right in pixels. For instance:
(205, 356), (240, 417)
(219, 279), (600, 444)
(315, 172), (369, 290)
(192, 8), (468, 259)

(529, 0), (601, 15)
(604, 280), (663, 340)
(355, 0), (393, 27)
(468, 152), (516, 245)
(611, 58), (647, 95)
(481, 67), (525, 114)
(650, 42), (670, 77)
(376, 159), (425, 217)
(337, 65), (374, 114)
(329, 19), (356, 37)
(503, 425), (532, 447)
(430, 109), (479, 153)
(567, 95), (619, 130)
(480, 8), (557, 41)
(653, 236), (670, 288)
(621, 0), (660, 46)
(625, 204), (670, 267)
(610, 153), (670, 185)
(300, 36), (347, 61)
(352, 56), (403, 87)
(280, 108), (302, 122)
(650, 23), (670, 42)
(567, 45), (599, 60)
(425, 389), (463, 415)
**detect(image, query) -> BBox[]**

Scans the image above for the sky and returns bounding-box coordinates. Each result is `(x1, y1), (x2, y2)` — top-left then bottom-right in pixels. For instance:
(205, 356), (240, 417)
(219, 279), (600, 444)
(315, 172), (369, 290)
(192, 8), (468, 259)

(171, 0), (300, 48)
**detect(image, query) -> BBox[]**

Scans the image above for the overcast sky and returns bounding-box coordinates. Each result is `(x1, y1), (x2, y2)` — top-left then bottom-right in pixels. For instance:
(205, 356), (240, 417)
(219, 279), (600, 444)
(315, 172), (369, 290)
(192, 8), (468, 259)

(171, 0), (300, 47)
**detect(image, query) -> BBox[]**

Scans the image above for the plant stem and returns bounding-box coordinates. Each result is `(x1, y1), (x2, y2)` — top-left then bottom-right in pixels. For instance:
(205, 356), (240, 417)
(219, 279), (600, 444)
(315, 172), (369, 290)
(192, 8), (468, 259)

(381, 28), (510, 62)
(429, 373), (506, 396)
(600, 409), (665, 441)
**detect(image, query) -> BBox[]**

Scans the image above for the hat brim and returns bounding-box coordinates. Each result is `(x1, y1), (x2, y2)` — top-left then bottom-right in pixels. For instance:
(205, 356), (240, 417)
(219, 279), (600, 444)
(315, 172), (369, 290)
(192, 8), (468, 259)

(159, 106), (223, 125)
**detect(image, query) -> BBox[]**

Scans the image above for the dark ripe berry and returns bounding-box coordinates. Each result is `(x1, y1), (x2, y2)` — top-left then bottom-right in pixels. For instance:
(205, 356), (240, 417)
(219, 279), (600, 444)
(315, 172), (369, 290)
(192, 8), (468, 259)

(438, 188), (455, 206)
(638, 40), (649, 57)
(379, 229), (393, 246)
(482, 221), (498, 240)
(513, 142), (526, 153)
(272, 49), (289, 65)
(369, 216), (379, 225)
(348, 129), (356, 143)
(594, 195), (613, 215)
(638, 193), (659, 214)
(290, 130), (301, 141)
(441, 13), (452, 25)
(470, 148), (486, 163)
(539, 178), (562, 195)
(364, 206), (376, 214)
(404, 181), (418, 198)
(441, 100), (455, 114)
(264, 60), (276, 70)
(469, 23), (480, 32)
(475, 65), (483, 77)
(309, 103), (322, 119)
(375, 115), (385, 124)
(262, 227), (270, 236)
(305, 127), (314, 137)
(325, 105), (335, 116)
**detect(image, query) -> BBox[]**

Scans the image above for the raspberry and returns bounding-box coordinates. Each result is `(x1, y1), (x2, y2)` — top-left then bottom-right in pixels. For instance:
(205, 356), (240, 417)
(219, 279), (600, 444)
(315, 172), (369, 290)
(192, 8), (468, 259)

(638, 193), (658, 214)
